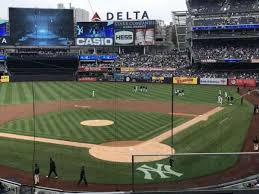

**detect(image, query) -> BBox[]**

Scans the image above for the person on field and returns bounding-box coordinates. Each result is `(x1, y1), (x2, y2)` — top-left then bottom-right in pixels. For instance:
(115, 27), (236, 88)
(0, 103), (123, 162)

(218, 89), (222, 95)
(217, 95), (223, 105)
(253, 136), (259, 151)
(133, 86), (137, 92)
(46, 158), (58, 179)
(224, 91), (228, 98)
(92, 90), (95, 98)
(230, 96), (234, 105)
(78, 166), (88, 185)
(34, 163), (40, 185)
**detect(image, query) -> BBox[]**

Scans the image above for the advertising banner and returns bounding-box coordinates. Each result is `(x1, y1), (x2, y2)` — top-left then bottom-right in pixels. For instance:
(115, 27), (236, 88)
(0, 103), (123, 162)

(135, 28), (155, 46)
(251, 59), (259, 63)
(201, 59), (217, 63)
(228, 79), (256, 87)
(0, 55), (6, 61)
(200, 78), (227, 86)
(136, 67), (163, 72)
(78, 77), (97, 82)
(121, 67), (136, 72)
(152, 77), (164, 83)
(78, 67), (107, 72)
(76, 22), (114, 46)
(76, 38), (113, 46)
(0, 20), (7, 37)
(114, 29), (134, 46)
(1, 76), (9, 83)
(173, 77), (198, 85)
(114, 20), (156, 29)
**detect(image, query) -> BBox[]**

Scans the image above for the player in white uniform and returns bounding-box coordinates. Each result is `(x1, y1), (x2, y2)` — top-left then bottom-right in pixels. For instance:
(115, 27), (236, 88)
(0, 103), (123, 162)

(218, 95), (223, 105)
(92, 90), (95, 98)
(224, 91), (228, 98)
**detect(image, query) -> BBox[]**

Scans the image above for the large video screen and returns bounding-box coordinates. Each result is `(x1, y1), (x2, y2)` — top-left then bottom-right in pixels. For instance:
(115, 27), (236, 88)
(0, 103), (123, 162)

(0, 20), (7, 37)
(9, 8), (74, 46)
(77, 22), (114, 38)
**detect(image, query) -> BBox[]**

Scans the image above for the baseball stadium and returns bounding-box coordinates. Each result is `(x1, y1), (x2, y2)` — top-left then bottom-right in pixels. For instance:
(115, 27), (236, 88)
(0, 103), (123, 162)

(0, 1), (259, 194)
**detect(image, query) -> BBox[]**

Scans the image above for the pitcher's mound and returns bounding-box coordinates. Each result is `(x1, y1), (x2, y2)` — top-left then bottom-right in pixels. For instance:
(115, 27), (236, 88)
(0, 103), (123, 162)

(80, 120), (114, 127)
(89, 141), (174, 163)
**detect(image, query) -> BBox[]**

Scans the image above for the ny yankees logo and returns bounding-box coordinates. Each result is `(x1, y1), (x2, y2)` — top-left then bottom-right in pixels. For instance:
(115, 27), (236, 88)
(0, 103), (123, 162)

(77, 26), (84, 36)
(137, 164), (183, 180)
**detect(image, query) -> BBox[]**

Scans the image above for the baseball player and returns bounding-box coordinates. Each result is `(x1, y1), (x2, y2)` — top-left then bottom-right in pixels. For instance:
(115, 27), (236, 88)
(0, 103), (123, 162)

(253, 136), (259, 151)
(92, 90), (95, 98)
(224, 91), (228, 98)
(218, 89), (222, 95)
(34, 163), (40, 185)
(78, 166), (88, 185)
(217, 95), (221, 104)
(46, 158), (58, 179)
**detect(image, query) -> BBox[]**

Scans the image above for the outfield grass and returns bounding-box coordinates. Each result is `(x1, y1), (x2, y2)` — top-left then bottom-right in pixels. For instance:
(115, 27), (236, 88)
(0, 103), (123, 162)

(0, 82), (239, 105)
(0, 82), (172, 104)
(0, 108), (188, 144)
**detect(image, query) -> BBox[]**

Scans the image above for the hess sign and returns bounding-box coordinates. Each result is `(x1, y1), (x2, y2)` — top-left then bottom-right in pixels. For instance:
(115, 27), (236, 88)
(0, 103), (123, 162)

(115, 31), (134, 45)
(107, 11), (149, 21)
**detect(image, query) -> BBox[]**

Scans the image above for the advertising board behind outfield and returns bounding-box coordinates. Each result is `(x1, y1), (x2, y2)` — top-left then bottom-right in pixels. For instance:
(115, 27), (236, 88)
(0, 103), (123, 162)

(1, 76), (9, 83)
(228, 79), (256, 87)
(200, 78), (227, 85)
(173, 77), (198, 85)
(78, 77), (97, 82)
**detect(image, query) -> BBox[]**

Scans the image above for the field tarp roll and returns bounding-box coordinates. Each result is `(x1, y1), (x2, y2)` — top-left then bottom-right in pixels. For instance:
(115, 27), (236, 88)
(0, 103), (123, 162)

(200, 78), (227, 86)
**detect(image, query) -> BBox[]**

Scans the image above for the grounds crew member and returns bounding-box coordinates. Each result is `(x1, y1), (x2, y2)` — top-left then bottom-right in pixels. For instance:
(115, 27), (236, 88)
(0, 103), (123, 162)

(78, 166), (88, 185)
(34, 163), (40, 185)
(46, 158), (58, 179)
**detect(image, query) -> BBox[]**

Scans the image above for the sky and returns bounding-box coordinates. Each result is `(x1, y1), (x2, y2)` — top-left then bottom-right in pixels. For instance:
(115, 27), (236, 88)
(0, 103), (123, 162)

(0, 0), (187, 23)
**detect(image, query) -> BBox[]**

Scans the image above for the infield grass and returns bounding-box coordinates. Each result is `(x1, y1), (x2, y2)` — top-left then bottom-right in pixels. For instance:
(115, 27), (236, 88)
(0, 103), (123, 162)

(0, 108), (188, 144)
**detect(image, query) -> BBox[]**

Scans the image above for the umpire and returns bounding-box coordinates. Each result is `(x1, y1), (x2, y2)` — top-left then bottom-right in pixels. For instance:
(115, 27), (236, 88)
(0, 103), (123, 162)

(78, 166), (88, 185)
(46, 158), (58, 179)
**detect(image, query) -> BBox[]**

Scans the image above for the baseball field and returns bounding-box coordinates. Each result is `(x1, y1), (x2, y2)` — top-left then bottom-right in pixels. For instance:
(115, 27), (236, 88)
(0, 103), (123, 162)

(0, 82), (254, 191)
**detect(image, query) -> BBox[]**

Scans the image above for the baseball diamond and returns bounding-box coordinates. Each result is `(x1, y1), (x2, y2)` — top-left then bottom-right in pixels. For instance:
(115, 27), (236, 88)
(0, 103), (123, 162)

(1, 2), (259, 193)
(0, 82), (255, 191)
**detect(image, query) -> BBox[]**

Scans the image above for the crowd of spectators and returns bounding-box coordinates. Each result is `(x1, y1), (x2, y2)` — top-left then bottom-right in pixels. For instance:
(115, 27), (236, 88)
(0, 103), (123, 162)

(189, 0), (259, 15)
(193, 41), (259, 61)
(194, 16), (259, 26)
(118, 49), (190, 68)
